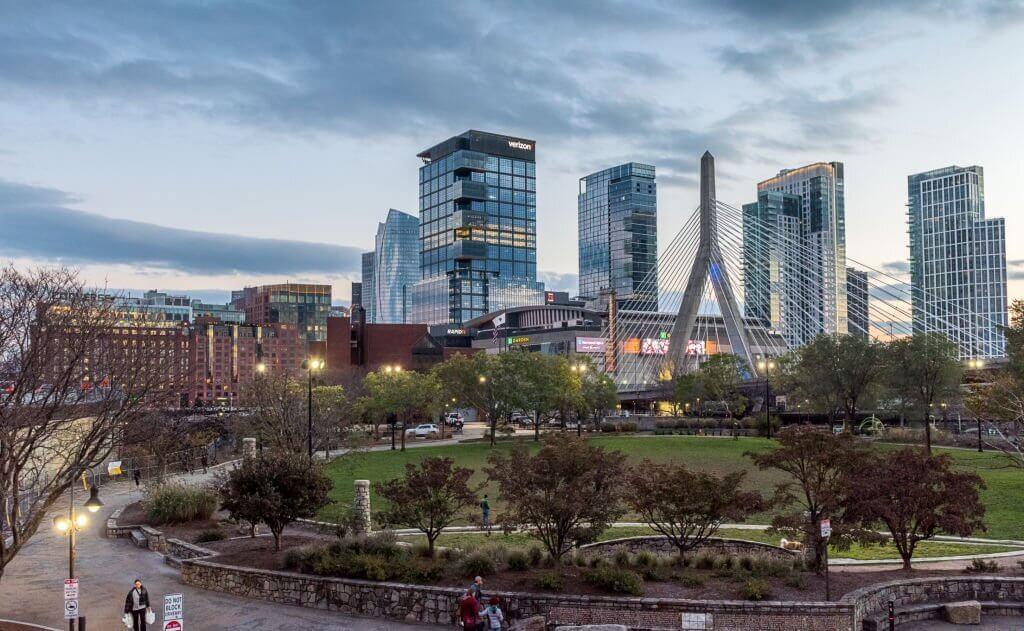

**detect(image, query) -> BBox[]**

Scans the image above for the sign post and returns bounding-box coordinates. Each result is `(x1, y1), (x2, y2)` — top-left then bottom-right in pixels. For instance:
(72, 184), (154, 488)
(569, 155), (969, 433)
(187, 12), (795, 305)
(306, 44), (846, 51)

(63, 578), (79, 622)
(820, 519), (832, 601)
(163, 593), (183, 631)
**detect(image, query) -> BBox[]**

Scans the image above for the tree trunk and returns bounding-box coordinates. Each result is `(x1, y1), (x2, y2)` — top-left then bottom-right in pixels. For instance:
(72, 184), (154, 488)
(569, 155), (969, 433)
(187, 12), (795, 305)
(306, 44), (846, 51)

(273, 529), (283, 551)
(534, 410), (540, 442)
(401, 415), (407, 452)
(924, 416), (932, 455)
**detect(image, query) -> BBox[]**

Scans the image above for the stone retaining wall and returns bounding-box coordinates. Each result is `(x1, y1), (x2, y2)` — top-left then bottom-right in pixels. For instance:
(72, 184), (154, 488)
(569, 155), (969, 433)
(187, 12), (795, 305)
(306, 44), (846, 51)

(166, 538), (215, 560)
(578, 536), (796, 563)
(179, 558), (853, 630)
(842, 576), (1024, 629)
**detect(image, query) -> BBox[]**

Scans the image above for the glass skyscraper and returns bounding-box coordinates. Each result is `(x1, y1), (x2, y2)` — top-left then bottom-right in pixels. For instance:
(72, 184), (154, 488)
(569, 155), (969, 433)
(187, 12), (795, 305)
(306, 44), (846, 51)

(908, 165), (1006, 358)
(409, 130), (544, 325)
(578, 162), (658, 312)
(846, 267), (869, 338)
(360, 251), (376, 323)
(745, 162), (848, 347)
(372, 208), (419, 323)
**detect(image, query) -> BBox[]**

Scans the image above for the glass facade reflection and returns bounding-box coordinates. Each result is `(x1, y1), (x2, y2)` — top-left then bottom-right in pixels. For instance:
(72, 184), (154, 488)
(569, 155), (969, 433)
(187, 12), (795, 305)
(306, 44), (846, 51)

(409, 130), (544, 324)
(372, 208), (419, 323)
(908, 165), (1006, 358)
(578, 163), (658, 311)
(360, 251), (376, 323)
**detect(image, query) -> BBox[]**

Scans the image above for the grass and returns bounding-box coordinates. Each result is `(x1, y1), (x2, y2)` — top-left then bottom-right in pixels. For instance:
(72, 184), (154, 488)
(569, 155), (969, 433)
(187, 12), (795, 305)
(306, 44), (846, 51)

(405, 526), (1022, 562)
(323, 435), (1024, 541)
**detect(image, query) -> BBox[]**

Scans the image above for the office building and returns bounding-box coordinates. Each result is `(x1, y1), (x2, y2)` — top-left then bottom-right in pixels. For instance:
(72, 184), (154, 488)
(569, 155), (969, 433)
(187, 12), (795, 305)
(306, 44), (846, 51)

(409, 130), (544, 325)
(231, 283), (331, 343)
(371, 209), (419, 323)
(846, 267), (869, 338)
(744, 162), (847, 347)
(578, 163), (658, 311)
(907, 165), (1007, 358)
(361, 252), (376, 323)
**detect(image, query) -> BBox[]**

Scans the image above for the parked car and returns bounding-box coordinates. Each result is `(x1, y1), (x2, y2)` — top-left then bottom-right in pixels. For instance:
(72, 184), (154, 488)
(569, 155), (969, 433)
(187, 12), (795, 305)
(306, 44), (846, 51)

(510, 413), (534, 427)
(444, 412), (464, 428)
(406, 423), (440, 438)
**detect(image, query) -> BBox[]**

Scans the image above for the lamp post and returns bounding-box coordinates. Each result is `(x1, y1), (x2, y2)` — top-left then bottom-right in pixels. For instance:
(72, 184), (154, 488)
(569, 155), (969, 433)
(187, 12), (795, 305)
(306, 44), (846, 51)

(756, 359), (776, 440)
(479, 375), (495, 446)
(54, 474), (103, 631)
(571, 363), (587, 436)
(302, 358), (324, 458)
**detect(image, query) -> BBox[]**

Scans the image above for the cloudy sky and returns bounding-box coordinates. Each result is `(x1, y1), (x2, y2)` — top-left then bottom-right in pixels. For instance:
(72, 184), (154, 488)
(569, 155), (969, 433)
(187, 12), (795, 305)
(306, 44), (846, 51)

(1, 0), (1022, 305)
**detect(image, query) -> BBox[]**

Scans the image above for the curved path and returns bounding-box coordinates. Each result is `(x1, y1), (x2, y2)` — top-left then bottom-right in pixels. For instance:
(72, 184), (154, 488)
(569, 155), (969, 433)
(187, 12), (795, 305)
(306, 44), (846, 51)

(0, 469), (443, 630)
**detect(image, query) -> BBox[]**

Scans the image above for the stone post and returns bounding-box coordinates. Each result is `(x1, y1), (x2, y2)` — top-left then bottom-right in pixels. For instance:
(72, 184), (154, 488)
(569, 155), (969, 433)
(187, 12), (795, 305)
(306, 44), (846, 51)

(353, 479), (371, 535)
(242, 437), (256, 461)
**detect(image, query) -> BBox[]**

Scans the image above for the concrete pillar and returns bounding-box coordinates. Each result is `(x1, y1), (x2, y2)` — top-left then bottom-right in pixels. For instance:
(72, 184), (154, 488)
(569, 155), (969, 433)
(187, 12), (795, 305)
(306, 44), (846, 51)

(241, 437), (257, 461)
(353, 479), (371, 535)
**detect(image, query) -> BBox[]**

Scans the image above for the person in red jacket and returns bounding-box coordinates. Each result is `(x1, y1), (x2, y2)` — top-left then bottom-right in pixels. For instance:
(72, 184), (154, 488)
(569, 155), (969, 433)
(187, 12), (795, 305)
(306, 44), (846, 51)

(458, 588), (482, 630)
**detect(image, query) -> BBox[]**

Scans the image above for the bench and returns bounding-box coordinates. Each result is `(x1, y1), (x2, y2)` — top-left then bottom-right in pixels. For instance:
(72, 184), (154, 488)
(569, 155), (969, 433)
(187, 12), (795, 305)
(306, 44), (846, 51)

(130, 529), (147, 548)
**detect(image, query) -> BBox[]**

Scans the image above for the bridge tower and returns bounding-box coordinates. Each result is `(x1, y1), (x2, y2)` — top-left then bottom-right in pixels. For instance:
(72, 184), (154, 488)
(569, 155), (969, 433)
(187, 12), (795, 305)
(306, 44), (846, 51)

(665, 151), (756, 375)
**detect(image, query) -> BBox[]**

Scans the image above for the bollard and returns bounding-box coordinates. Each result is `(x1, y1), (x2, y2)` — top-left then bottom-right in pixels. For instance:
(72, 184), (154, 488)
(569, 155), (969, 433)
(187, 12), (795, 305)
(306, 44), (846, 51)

(241, 437), (257, 460)
(353, 480), (372, 535)
(888, 599), (895, 631)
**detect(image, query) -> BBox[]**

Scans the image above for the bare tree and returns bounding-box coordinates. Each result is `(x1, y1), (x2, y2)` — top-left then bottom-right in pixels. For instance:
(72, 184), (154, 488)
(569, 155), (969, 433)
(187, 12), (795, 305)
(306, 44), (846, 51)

(0, 266), (178, 581)
(238, 370), (350, 456)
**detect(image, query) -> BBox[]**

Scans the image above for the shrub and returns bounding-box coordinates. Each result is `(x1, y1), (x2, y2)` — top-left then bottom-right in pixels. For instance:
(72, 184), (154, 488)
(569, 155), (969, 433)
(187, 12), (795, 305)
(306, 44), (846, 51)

(283, 546), (316, 570)
(678, 572), (706, 588)
(635, 550), (656, 567)
(144, 483), (217, 525)
(613, 548), (632, 568)
(620, 421), (638, 433)
(527, 546), (544, 567)
(506, 550), (529, 571)
(411, 542), (434, 558)
(533, 572), (563, 591)
(752, 557), (792, 578)
(583, 566), (644, 596)
(694, 553), (716, 570)
(600, 422), (617, 433)
(737, 555), (754, 571)
(740, 578), (773, 601)
(965, 558), (1001, 574)
(350, 554), (388, 581)
(461, 552), (496, 577)
(195, 529), (226, 543)
(784, 573), (808, 590)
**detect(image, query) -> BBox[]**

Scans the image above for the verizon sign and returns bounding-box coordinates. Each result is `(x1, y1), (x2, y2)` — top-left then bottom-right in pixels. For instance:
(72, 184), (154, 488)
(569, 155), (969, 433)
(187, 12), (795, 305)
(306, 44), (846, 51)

(507, 139), (533, 151)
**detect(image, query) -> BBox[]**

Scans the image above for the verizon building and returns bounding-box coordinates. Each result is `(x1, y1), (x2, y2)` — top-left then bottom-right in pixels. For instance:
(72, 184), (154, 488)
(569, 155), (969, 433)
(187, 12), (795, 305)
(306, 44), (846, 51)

(408, 130), (545, 325)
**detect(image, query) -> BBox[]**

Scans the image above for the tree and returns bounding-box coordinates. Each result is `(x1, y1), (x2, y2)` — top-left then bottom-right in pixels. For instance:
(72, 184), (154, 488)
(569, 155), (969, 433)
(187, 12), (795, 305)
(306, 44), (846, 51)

(240, 372), (349, 455)
(695, 353), (748, 418)
(486, 434), (626, 559)
(671, 373), (702, 417)
(0, 266), (176, 582)
(219, 452), (332, 551)
(626, 461), (762, 558)
(432, 353), (520, 446)
(886, 333), (962, 454)
(374, 457), (478, 555)
(845, 448), (986, 569)
(580, 370), (618, 430)
(747, 426), (869, 570)
(360, 368), (442, 451)
(121, 411), (227, 479)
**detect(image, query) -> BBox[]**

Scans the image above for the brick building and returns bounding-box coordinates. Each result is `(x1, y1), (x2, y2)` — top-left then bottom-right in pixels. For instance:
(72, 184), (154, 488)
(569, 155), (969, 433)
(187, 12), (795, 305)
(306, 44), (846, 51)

(231, 283), (331, 343)
(326, 312), (477, 373)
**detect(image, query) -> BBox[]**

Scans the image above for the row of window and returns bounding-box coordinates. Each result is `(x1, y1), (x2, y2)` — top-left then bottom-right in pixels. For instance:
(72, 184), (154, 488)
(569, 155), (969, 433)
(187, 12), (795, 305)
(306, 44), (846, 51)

(420, 153), (534, 182)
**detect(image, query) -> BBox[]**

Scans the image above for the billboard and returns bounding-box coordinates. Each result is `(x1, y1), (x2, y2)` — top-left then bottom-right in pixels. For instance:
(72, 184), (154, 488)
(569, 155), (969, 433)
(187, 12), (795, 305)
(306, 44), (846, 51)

(641, 338), (670, 355)
(575, 337), (606, 353)
(685, 340), (705, 356)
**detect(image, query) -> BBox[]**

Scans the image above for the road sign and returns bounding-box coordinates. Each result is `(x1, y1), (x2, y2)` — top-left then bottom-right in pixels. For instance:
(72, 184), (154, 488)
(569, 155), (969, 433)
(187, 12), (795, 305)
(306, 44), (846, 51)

(163, 621), (182, 631)
(63, 578), (79, 600)
(820, 518), (832, 538)
(64, 599), (78, 619)
(164, 593), (183, 622)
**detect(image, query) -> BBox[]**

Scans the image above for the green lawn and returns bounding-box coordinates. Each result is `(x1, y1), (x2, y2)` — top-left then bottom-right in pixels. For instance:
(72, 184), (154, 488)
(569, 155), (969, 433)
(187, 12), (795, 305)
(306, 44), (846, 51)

(322, 435), (1024, 541)
(406, 526), (1021, 562)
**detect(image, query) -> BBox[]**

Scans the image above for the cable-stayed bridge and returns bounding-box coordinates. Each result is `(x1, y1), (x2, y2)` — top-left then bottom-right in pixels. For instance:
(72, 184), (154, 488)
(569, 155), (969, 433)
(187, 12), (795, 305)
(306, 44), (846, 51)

(602, 151), (1005, 396)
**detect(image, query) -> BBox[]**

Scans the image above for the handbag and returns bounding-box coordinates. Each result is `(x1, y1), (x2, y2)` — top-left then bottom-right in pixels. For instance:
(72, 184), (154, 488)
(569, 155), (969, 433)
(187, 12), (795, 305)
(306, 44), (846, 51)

(145, 609), (156, 624)
(122, 613), (132, 629)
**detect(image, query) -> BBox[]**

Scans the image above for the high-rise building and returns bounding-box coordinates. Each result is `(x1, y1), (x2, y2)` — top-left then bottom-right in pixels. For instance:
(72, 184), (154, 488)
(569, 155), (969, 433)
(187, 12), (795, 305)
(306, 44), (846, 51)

(907, 165), (1006, 358)
(409, 130), (544, 325)
(361, 252), (376, 323)
(578, 163), (658, 311)
(846, 267), (869, 338)
(371, 209), (419, 323)
(231, 283), (331, 343)
(744, 162), (847, 347)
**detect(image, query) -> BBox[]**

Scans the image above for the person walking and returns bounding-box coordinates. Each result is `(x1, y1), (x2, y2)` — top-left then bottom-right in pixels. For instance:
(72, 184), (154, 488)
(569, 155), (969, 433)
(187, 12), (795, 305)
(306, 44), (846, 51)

(201, 453), (209, 474)
(132, 468), (141, 489)
(480, 494), (490, 534)
(123, 578), (151, 631)
(457, 588), (481, 630)
(481, 596), (504, 630)
(468, 576), (484, 603)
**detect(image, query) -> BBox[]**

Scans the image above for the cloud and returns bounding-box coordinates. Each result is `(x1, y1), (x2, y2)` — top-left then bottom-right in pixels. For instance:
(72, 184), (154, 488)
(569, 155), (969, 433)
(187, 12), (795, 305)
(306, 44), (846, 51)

(537, 270), (578, 294)
(0, 179), (362, 276)
(1009, 259), (1024, 280)
(879, 260), (911, 274)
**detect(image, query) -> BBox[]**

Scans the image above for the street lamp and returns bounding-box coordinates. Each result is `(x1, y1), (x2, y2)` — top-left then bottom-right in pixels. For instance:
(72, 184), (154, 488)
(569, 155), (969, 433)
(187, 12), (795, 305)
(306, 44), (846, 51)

(756, 359), (776, 440)
(302, 358), (324, 458)
(256, 361), (266, 374)
(54, 475), (102, 631)
(968, 359), (985, 370)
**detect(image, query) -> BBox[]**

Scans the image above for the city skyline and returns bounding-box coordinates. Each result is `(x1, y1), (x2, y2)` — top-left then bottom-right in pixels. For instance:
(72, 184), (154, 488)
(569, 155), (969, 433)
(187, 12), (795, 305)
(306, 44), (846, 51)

(0, 1), (1022, 309)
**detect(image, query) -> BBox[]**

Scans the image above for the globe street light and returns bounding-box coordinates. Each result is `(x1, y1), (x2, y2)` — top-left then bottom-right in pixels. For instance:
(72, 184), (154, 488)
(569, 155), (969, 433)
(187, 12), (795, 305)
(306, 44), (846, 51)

(54, 474), (102, 631)
(756, 359), (776, 440)
(302, 358), (324, 458)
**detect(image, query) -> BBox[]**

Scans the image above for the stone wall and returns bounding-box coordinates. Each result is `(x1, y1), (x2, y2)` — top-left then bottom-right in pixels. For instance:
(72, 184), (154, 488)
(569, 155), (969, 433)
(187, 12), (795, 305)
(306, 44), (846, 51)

(179, 558), (854, 630)
(578, 536), (796, 564)
(166, 538), (215, 561)
(843, 576), (1024, 629)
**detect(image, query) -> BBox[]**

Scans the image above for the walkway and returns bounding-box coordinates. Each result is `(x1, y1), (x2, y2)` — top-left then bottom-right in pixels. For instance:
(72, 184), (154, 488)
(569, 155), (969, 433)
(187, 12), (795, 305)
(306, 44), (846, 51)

(0, 465), (443, 630)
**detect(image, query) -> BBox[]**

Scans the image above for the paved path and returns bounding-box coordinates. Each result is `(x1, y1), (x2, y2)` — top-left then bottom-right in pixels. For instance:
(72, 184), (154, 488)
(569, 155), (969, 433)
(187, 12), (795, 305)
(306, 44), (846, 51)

(0, 468), (443, 630)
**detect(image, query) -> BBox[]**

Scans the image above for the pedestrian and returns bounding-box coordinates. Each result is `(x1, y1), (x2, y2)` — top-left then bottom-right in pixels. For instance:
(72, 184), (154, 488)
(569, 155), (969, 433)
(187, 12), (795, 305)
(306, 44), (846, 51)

(468, 575), (484, 602)
(481, 596), (504, 630)
(457, 588), (481, 630)
(123, 578), (151, 631)
(132, 468), (141, 489)
(201, 453), (209, 474)
(480, 494), (490, 533)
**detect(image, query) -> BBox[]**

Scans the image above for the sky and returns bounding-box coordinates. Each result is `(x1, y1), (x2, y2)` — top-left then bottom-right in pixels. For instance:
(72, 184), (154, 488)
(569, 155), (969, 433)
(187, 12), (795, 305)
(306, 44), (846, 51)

(1, 0), (1022, 307)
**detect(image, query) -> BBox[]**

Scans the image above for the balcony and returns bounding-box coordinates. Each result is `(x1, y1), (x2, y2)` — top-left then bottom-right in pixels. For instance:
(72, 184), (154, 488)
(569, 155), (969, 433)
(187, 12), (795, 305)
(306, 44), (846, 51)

(453, 210), (487, 229)
(452, 180), (491, 202)
(452, 151), (488, 173)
